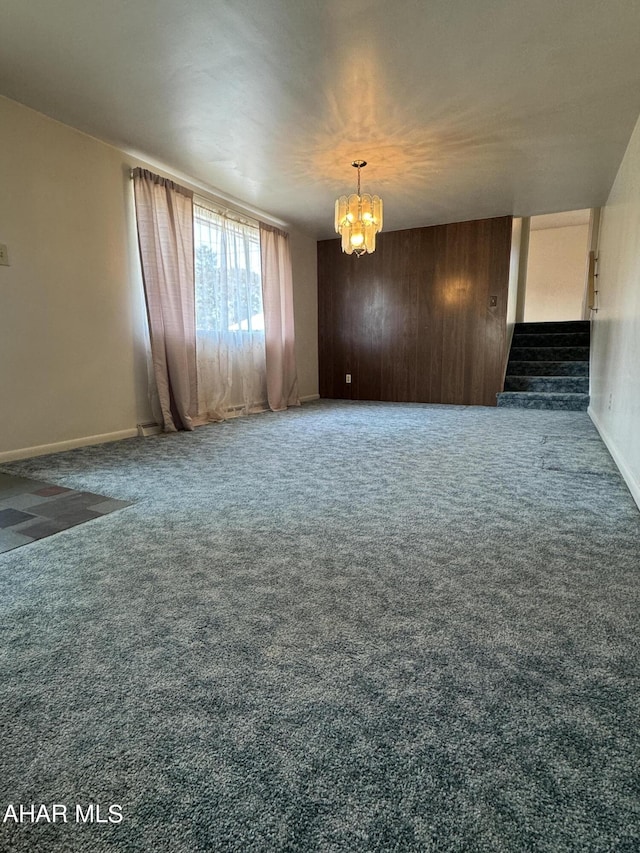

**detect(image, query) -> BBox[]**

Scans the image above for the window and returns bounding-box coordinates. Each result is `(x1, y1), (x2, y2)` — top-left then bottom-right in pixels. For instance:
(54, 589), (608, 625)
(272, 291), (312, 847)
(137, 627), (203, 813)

(193, 204), (264, 333)
(193, 201), (267, 419)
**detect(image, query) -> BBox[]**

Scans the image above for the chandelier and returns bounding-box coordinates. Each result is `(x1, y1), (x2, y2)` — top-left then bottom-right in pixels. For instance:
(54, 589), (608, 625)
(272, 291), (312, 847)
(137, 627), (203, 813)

(334, 160), (383, 256)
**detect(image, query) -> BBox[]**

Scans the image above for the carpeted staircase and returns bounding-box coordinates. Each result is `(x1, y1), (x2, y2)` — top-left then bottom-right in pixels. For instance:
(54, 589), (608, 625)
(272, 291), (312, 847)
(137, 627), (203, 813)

(497, 320), (590, 411)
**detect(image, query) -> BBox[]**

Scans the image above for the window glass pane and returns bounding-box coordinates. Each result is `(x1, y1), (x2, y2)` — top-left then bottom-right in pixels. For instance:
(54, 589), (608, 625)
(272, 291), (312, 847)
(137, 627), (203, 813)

(193, 205), (264, 333)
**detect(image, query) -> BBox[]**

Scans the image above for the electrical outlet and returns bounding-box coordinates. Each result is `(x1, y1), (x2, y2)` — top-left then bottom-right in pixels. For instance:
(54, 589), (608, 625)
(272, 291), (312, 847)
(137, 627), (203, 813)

(0, 244), (9, 266)
(345, 374), (352, 384)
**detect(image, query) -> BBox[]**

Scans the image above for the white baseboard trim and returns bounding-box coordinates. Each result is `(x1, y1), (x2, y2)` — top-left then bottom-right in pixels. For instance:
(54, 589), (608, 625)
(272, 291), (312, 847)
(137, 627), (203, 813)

(589, 406), (640, 511)
(300, 394), (320, 403)
(0, 428), (139, 464)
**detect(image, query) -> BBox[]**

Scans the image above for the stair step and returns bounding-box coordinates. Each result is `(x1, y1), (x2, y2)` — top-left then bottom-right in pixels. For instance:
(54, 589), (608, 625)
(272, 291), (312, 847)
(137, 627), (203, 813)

(514, 320), (590, 334)
(504, 376), (589, 393)
(496, 392), (590, 411)
(510, 346), (590, 362)
(507, 361), (589, 376)
(512, 332), (590, 347)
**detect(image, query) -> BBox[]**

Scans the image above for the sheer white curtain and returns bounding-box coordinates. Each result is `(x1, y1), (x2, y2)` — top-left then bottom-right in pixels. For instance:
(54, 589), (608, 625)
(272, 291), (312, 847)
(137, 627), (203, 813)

(194, 204), (267, 421)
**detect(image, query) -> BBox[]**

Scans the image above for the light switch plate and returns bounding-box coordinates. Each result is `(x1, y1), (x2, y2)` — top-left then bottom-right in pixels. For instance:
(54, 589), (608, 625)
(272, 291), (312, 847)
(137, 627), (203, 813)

(0, 244), (9, 266)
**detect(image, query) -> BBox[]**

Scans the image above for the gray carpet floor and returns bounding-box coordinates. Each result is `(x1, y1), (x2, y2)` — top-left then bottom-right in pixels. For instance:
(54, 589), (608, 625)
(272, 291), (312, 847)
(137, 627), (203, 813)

(0, 400), (638, 852)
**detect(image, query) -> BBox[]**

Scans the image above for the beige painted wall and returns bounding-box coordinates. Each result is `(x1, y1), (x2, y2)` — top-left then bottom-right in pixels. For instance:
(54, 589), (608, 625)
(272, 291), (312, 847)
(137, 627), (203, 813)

(0, 96), (151, 458)
(589, 111), (640, 509)
(504, 217), (523, 374)
(524, 223), (589, 322)
(506, 218), (522, 331)
(0, 96), (318, 459)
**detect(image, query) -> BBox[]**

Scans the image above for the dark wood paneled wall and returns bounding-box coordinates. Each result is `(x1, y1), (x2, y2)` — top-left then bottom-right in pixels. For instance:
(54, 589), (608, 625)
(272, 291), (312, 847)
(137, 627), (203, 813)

(318, 216), (512, 406)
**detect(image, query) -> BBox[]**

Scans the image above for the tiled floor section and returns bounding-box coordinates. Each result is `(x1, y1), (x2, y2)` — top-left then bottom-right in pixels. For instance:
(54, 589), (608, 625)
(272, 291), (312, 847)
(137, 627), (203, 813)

(0, 471), (132, 553)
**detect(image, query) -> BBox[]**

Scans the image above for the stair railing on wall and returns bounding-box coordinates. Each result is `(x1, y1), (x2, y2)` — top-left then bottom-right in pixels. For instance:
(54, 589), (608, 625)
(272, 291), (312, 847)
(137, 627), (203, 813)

(587, 250), (599, 314)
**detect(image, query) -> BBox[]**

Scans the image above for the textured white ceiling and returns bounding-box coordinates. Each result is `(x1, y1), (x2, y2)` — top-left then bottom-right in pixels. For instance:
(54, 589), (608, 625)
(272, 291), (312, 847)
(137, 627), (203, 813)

(2, 0), (640, 238)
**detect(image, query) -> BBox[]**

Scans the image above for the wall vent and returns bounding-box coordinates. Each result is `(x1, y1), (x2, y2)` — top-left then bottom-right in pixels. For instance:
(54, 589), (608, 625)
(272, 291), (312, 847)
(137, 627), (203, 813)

(137, 422), (162, 437)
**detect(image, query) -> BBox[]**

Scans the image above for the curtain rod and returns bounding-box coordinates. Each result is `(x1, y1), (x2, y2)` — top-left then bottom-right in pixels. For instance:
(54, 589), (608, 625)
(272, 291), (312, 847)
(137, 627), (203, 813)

(193, 196), (259, 229)
(129, 168), (284, 231)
